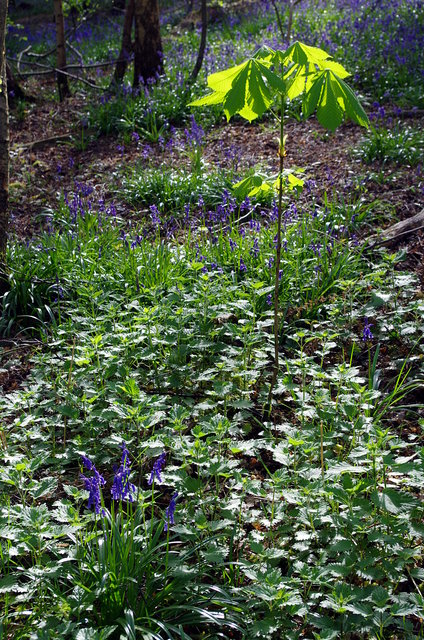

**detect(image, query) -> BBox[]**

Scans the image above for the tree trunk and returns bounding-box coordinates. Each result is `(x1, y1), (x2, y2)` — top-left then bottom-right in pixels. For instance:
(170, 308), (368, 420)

(6, 62), (27, 102)
(189, 0), (207, 84)
(133, 0), (163, 87)
(0, 0), (9, 291)
(113, 0), (135, 85)
(53, 0), (70, 101)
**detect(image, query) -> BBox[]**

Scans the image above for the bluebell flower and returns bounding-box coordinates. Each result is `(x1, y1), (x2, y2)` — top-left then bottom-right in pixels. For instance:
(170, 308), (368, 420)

(148, 452), (166, 485)
(362, 318), (373, 341)
(150, 204), (161, 229)
(111, 441), (136, 502)
(81, 455), (105, 515)
(164, 492), (178, 531)
(240, 196), (251, 213)
(250, 238), (260, 257)
(266, 293), (273, 306)
(239, 258), (247, 273)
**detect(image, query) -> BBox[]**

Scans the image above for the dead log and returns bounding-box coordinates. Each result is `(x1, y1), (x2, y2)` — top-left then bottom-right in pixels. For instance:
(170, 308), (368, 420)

(367, 209), (424, 248)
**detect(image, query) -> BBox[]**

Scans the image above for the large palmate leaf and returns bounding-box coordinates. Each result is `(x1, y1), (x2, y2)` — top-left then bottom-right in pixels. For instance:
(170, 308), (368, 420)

(303, 70), (369, 131)
(189, 54), (284, 122)
(274, 41), (351, 101)
(277, 41), (350, 76)
(279, 41), (330, 66)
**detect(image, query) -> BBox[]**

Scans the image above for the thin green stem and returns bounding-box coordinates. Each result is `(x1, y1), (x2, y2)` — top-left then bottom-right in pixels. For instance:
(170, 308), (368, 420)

(266, 92), (285, 418)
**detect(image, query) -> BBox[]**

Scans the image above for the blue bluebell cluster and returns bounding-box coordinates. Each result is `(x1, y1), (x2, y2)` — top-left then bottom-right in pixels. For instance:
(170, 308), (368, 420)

(111, 442), (136, 502)
(164, 492), (178, 532)
(80, 447), (178, 530)
(149, 452), (166, 485)
(362, 317), (374, 342)
(81, 455), (106, 515)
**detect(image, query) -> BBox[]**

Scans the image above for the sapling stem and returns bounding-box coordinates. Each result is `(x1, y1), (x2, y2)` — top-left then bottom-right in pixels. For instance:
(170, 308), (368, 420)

(63, 335), (76, 447)
(266, 92), (285, 418)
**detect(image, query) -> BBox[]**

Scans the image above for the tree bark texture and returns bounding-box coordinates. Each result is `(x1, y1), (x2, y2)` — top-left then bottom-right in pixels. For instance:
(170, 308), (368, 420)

(0, 0), (9, 284)
(133, 0), (163, 87)
(53, 0), (70, 100)
(113, 0), (135, 84)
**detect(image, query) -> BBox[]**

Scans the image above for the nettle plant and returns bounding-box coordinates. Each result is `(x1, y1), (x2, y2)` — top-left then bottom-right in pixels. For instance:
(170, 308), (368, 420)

(190, 41), (369, 408)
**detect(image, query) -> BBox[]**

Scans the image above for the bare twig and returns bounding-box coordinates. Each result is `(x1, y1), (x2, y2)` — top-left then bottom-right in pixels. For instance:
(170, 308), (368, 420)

(17, 45), (31, 74)
(14, 133), (73, 150)
(66, 40), (84, 67)
(9, 57), (105, 89)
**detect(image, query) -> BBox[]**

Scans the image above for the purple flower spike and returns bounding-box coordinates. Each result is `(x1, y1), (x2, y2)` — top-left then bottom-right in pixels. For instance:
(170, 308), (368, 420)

(81, 455), (105, 515)
(111, 441), (136, 502)
(164, 492), (178, 531)
(362, 318), (373, 342)
(148, 452), (166, 485)
(150, 204), (161, 229)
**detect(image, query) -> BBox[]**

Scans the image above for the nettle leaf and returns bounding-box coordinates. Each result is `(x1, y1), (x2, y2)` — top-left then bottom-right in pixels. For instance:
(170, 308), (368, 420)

(190, 55), (284, 122)
(304, 70), (369, 131)
(371, 488), (421, 514)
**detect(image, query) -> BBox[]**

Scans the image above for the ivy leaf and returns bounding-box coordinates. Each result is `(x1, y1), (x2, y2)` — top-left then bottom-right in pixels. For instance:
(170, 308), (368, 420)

(303, 70), (369, 131)
(189, 56), (284, 122)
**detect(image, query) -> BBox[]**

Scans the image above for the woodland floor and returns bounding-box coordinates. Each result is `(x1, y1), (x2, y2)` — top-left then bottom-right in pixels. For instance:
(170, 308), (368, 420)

(2, 85), (424, 404)
(9, 92), (424, 262)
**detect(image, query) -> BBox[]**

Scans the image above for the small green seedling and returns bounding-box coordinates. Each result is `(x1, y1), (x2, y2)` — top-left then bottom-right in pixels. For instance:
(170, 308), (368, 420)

(190, 41), (369, 414)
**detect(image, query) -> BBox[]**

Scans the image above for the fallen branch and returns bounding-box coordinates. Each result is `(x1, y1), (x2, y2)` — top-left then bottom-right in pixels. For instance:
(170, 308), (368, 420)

(9, 57), (104, 89)
(367, 208), (424, 248)
(15, 133), (73, 150)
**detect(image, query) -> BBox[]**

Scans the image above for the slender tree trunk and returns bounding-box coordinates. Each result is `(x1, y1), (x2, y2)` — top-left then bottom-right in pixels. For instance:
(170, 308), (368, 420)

(6, 62), (26, 101)
(113, 0), (135, 85)
(189, 0), (207, 84)
(53, 0), (70, 101)
(133, 0), (163, 87)
(0, 0), (9, 291)
(271, 0), (301, 45)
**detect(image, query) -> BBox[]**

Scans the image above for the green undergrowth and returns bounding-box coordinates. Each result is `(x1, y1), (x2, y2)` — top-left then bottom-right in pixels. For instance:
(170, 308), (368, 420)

(356, 122), (424, 166)
(121, 162), (251, 215)
(1, 185), (423, 639)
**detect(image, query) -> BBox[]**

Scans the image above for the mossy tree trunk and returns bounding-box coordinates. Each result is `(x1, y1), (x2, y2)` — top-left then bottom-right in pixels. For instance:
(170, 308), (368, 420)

(0, 0), (9, 292)
(53, 0), (70, 101)
(133, 0), (163, 87)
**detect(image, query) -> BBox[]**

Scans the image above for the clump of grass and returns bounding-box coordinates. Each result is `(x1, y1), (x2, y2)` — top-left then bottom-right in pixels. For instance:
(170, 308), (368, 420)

(121, 165), (237, 214)
(357, 122), (424, 165)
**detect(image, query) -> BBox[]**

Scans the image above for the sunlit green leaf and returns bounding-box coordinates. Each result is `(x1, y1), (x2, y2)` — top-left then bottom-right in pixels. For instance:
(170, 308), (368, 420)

(304, 70), (369, 131)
